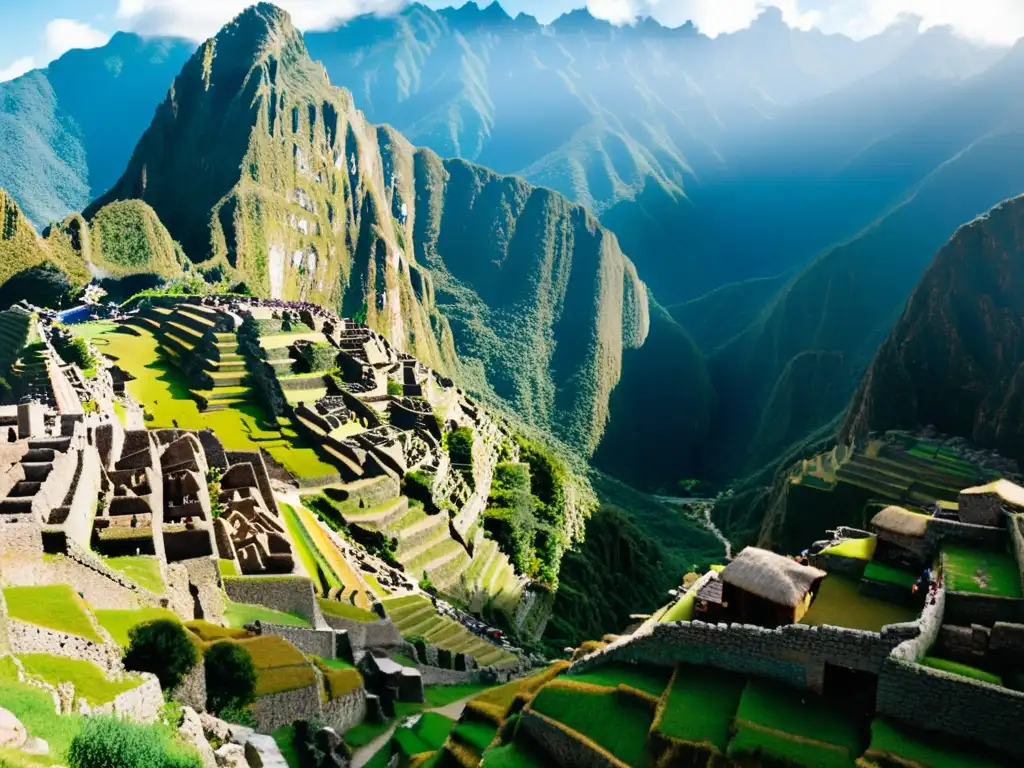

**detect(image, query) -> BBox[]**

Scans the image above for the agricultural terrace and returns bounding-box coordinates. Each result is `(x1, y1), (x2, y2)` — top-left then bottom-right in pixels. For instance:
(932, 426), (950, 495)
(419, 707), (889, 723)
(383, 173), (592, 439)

(17, 655), (143, 706)
(653, 665), (746, 753)
(72, 321), (339, 478)
(529, 681), (654, 767)
(223, 601), (312, 629)
(727, 679), (863, 768)
(2, 585), (102, 642)
(801, 575), (918, 632)
(93, 606), (180, 647)
(281, 501), (372, 609)
(101, 555), (165, 593)
(864, 718), (1005, 768)
(941, 544), (1023, 597)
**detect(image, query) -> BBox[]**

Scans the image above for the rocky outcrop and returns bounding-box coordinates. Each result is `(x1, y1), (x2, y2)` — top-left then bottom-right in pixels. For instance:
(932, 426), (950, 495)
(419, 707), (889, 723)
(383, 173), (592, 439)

(842, 193), (1024, 462)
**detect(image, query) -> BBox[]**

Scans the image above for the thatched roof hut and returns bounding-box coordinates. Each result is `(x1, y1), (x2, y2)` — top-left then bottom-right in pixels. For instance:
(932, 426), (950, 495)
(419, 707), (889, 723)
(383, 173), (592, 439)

(719, 547), (826, 608)
(871, 506), (929, 539)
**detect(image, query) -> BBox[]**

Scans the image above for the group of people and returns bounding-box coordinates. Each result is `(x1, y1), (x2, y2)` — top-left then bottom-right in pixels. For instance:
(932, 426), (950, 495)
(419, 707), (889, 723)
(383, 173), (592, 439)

(912, 567), (939, 605)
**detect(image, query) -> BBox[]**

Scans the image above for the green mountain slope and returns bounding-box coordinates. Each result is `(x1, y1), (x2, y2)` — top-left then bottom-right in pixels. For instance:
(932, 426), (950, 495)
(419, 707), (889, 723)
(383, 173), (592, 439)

(841, 194), (1024, 459)
(92, 2), (650, 456)
(0, 33), (194, 229)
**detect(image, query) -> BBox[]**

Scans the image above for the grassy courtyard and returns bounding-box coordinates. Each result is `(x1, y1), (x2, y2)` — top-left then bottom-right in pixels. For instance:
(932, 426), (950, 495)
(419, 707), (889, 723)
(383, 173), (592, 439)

(941, 544), (1022, 597)
(801, 575), (918, 632)
(101, 555), (164, 593)
(72, 322), (340, 479)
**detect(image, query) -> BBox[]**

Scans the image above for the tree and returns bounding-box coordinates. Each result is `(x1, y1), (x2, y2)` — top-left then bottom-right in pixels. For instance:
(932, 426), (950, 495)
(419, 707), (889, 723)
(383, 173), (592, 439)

(204, 642), (257, 714)
(0, 263), (73, 309)
(123, 619), (198, 692)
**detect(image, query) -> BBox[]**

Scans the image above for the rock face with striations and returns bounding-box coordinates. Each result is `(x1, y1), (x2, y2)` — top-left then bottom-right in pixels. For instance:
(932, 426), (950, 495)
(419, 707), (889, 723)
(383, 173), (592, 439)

(91, 2), (651, 456)
(841, 193), (1024, 461)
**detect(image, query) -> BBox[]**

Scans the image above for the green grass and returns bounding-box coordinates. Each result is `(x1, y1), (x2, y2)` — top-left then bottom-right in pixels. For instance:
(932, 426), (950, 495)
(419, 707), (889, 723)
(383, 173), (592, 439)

(74, 323), (340, 479)
(480, 741), (547, 768)
(728, 679), (862, 768)
(801, 575), (918, 632)
(424, 684), (493, 708)
(272, 726), (301, 768)
(0, 676), (83, 765)
(93, 607), (179, 647)
(282, 503), (323, 591)
(863, 561), (917, 589)
(224, 601), (311, 629)
(317, 599), (379, 623)
(655, 665), (745, 751)
(218, 559), (240, 577)
(865, 717), (1005, 768)
(344, 701), (426, 747)
(452, 720), (497, 752)
(318, 656), (356, 671)
(819, 537), (877, 560)
(18, 654), (142, 706)
(102, 555), (164, 593)
(941, 545), (1023, 597)
(530, 682), (653, 766)
(570, 662), (672, 697)
(392, 653), (419, 668)
(921, 657), (1003, 685)
(3, 585), (101, 642)
(412, 712), (457, 750)
(364, 572), (389, 598)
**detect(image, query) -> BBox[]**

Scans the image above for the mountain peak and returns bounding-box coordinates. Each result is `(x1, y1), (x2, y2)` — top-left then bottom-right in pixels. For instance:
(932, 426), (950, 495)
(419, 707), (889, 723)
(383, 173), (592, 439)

(441, 1), (513, 26)
(215, 2), (301, 59)
(551, 8), (611, 33)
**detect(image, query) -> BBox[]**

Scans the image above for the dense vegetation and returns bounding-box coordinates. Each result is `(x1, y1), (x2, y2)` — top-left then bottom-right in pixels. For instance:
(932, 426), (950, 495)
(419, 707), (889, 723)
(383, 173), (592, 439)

(123, 619), (198, 691)
(67, 716), (201, 768)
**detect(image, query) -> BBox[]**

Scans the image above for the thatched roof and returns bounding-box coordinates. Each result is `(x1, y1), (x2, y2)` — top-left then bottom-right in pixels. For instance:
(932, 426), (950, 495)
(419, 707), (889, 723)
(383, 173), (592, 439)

(719, 548), (826, 608)
(871, 506), (929, 538)
(962, 479), (1024, 508)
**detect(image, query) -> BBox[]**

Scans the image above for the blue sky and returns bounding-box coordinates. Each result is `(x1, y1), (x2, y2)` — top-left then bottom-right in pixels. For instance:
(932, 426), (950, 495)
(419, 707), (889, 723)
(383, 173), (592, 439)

(2, 0), (1022, 82)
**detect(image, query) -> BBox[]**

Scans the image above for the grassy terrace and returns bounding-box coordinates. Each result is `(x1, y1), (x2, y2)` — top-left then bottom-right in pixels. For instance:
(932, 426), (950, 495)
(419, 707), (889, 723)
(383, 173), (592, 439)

(819, 536), (877, 560)
(727, 679), (863, 768)
(291, 502), (371, 608)
(865, 718), (1005, 768)
(863, 561), (918, 589)
(921, 656), (1003, 685)
(19, 655), (143, 706)
(570, 662), (672, 697)
(93, 607), (179, 647)
(72, 322), (340, 479)
(801, 575), (917, 632)
(941, 544), (1022, 597)
(655, 665), (745, 752)
(223, 600), (311, 628)
(530, 681), (654, 767)
(3, 585), (102, 642)
(102, 555), (164, 593)
(0, 657), (84, 766)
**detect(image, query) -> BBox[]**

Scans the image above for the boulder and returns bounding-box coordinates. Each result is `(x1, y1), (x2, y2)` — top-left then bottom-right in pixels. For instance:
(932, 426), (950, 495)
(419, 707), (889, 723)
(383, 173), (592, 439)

(21, 736), (49, 755)
(0, 707), (27, 749)
(244, 734), (289, 768)
(214, 743), (247, 768)
(179, 706), (217, 768)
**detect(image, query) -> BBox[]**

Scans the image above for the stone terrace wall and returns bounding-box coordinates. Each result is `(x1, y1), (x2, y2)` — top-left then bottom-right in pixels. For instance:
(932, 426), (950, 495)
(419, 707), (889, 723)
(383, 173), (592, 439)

(250, 682), (322, 734)
(171, 661), (207, 713)
(225, 451), (276, 513)
(945, 591), (1024, 626)
(7, 619), (123, 674)
(258, 622), (336, 659)
(925, 517), (1008, 554)
(322, 686), (367, 735)
(321, 614), (403, 653)
(88, 674), (164, 723)
(570, 617), (921, 693)
(223, 576), (318, 624)
(519, 709), (626, 768)
(0, 524), (44, 584)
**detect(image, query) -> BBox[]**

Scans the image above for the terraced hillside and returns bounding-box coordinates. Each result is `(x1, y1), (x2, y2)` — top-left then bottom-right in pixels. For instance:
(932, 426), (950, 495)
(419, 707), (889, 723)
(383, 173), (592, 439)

(382, 594), (518, 669)
(308, 492), (524, 615)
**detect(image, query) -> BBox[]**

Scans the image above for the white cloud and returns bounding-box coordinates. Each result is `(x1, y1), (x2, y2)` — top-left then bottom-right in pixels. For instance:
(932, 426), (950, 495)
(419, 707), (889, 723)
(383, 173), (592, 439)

(584, 0), (1024, 44)
(45, 19), (112, 60)
(0, 56), (35, 83)
(115, 0), (408, 40)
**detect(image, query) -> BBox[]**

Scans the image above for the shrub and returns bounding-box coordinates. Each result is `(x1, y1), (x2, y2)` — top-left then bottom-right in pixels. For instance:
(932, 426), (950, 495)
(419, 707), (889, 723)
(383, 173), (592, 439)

(387, 379), (403, 396)
(437, 648), (452, 670)
(418, 576), (438, 597)
(123, 619), (198, 691)
(448, 427), (474, 467)
(294, 341), (338, 373)
(406, 636), (428, 664)
(403, 470), (435, 511)
(67, 716), (201, 768)
(205, 641), (257, 714)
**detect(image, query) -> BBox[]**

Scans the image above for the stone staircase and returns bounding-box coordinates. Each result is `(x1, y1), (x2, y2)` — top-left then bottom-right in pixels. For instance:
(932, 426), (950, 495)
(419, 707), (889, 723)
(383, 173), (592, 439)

(0, 436), (72, 523)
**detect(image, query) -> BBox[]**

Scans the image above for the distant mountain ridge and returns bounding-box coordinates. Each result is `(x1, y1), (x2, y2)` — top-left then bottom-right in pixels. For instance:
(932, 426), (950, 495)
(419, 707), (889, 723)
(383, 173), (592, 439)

(0, 33), (194, 228)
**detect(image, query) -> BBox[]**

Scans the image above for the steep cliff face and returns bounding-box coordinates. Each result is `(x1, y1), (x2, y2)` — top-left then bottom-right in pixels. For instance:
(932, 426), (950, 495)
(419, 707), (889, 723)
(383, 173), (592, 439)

(841, 194), (1024, 460)
(92, 3), (649, 456)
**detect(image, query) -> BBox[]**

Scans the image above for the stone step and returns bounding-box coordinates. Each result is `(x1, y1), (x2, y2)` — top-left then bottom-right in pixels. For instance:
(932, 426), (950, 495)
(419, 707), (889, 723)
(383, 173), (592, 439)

(21, 463), (52, 482)
(23, 448), (55, 463)
(343, 497), (408, 528)
(0, 499), (33, 515)
(428, 549), (471, 590)
(9, 481), (41, 498)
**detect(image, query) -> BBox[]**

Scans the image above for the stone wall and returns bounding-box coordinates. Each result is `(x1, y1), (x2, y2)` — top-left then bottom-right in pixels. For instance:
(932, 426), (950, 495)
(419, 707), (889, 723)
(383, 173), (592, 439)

(171, 661), (207, 713)
(62, 444), (101, 547)
(183, 557), (225, 623)
(257, 622), (336, 659)
(321, 686), (367, 735)
(513, 585), (555, 641)
(417, 665), (476, 686)
(944, 591), (1024, 627)
(570, 617), (921, 693)
(250, 683), (322, 734)
(877, 660), (1024, 760)
(88, 674), (164, 724)
(7, 619), (123, 674)
(321, 615), (404, 652)
(811, 552), (869, 579)
(223, 575), (318, 624)
(0, 524), (44, 584)
(925, 517), (1008, 554)
(224, 451), (276, 514)
(519, 709), (626, 768)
